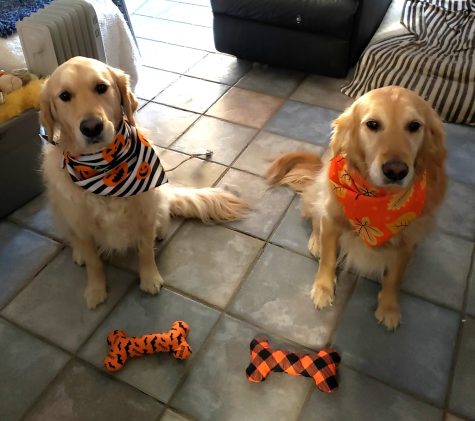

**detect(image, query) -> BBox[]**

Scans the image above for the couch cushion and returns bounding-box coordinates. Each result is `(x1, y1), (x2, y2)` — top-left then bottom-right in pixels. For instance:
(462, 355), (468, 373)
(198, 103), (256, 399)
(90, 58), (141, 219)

(210, 0), (359, 39)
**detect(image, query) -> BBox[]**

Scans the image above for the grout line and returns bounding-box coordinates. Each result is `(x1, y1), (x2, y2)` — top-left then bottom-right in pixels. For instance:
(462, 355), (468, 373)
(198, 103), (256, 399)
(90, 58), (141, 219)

(137, 34), (215, 54)
(74, 278), (139, 354)
(19, 357), (75, 421)
(131, 13), (212, 30)
(7, 215), (65, 244)
(77, 356), (169, 406)
(133, 0), (211, 20)
(222, 245), (267, 314)
(340, 363), (446, 412)
(0, 315), (75, 358)
(0, 237), (65, 312)
(295, 99), (348, 114)
(127, 0), (148, 14)
(221, 313), (318, 353)
(165, 0), (211, 7)
(136, 40), (212, 76)
(164, 312), (225, 409)
(134, 13), (212, 29)
(443, 242), (475, 414)
(295, 383), (316, 421)
(326, 272), (360, 344)
(137, 76), (181, 102)
(198, 64), (304, 188)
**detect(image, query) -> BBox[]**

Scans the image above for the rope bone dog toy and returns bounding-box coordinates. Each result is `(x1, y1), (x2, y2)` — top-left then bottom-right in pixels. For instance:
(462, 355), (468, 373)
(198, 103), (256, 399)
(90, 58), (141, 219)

(103, 321), (192, 372)
(245, 338), (341, 393)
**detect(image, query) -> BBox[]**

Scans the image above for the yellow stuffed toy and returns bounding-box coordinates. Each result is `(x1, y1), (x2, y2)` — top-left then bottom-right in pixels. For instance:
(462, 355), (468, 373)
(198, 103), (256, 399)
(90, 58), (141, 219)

(0, 78), (43, 124)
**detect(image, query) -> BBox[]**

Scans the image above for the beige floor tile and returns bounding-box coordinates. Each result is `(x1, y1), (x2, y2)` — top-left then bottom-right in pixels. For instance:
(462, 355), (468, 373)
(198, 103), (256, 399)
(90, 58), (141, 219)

(154, 76), (229, 113)
(207, 88), (284, 129)
(291, 74), (354, 111)
(233, 131), (323, 176)
(172, 116), (257, 165)
(136, 102), (199, 147)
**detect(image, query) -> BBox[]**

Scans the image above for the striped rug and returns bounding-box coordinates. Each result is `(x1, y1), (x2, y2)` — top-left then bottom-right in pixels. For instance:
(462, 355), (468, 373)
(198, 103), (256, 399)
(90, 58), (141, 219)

(342, 0), (475, 125)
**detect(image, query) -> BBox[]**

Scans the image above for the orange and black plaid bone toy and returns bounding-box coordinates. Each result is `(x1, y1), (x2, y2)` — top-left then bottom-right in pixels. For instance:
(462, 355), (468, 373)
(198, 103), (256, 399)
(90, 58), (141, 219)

(103, 321), (192, 372)
(246, 338), (341, 393)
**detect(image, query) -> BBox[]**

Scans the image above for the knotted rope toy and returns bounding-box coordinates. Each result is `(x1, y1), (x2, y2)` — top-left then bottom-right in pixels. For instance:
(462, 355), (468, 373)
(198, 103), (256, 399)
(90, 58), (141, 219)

(245, 338), (341, 392)
(103, 321), (192, 372)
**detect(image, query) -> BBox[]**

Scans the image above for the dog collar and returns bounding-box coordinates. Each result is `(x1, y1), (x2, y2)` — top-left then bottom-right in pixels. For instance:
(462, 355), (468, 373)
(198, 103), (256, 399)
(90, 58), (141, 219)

(59, 119), (167, 197)
(328, 155), (426, 247)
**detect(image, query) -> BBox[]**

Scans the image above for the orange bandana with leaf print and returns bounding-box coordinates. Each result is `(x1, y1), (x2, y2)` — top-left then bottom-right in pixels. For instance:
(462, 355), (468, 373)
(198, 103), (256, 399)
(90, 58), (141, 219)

(328, 155), (426, 247)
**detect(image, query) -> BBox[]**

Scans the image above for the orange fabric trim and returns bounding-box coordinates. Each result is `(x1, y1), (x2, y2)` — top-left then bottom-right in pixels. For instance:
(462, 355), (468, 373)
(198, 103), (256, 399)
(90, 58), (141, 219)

(328, 155), (426, 247)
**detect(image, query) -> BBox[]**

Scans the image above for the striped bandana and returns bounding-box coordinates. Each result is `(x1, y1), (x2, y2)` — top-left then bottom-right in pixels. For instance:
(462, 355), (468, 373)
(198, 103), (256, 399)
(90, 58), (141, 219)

(329, 155), (426, 247)
(62, 119), (167, 197)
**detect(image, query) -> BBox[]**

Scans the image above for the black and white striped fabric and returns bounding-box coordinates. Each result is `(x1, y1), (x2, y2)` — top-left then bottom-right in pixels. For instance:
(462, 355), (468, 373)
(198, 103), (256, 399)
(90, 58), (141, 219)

(342, 0), (475, 125)
(63, 119), (167, 197)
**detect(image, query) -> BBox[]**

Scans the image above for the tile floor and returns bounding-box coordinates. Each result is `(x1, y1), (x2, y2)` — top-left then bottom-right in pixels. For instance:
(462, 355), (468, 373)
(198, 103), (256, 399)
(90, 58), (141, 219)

(1, 0), (475, 420)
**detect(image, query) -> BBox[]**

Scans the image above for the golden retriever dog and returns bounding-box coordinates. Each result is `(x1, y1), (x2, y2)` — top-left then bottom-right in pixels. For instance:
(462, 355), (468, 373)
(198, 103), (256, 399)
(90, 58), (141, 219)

(40, 56), (247, 309)
(267, 86), (446, 329)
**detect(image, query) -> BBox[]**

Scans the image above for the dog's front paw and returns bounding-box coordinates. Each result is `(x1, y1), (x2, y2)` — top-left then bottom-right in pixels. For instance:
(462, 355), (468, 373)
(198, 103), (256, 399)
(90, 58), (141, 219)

(140, 270), (164, 295)
(310, 282), (335, 309)
(156, 221), (170, 241)
(308, 232), (320, 258)
(72, 248), (85, 266)
(375, 301), (401, 330)
(84, 286), (107, 309)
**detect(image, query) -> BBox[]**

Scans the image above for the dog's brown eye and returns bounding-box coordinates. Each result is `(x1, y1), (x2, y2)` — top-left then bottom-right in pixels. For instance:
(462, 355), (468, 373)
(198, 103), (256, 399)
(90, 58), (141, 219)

(407, 121), (421, 133)
(366, 120), (380, 131)
(59, 91), (71, 102)
(96, 83), (108, 94)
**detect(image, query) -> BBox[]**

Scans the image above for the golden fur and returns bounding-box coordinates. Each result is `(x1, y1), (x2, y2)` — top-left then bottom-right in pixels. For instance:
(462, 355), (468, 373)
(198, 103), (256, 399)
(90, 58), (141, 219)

(40, 57), (247, 309)
(266, 86), (447, 329)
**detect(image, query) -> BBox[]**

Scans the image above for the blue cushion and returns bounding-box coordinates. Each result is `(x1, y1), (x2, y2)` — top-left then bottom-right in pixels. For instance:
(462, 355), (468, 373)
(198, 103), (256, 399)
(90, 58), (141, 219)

(0, 0), (53, 38)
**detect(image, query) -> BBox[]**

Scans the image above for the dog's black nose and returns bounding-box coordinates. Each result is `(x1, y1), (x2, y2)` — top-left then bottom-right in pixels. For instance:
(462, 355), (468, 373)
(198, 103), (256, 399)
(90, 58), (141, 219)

(382, 161), (409, 182)
(80, 117), (103, 138)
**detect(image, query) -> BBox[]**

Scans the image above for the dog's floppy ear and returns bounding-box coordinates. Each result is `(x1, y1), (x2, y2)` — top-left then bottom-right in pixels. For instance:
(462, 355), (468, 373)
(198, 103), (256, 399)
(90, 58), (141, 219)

(425, 107), (446, 166)
(417, 104), (446, 169)
(39, 78), (55, 140)
(330, 102), (360, 158)
(109, 66), (138, 126)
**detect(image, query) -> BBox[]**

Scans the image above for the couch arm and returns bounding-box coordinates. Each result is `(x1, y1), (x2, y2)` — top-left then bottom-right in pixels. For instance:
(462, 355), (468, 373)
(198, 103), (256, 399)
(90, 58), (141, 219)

(350, 0), (392, 64)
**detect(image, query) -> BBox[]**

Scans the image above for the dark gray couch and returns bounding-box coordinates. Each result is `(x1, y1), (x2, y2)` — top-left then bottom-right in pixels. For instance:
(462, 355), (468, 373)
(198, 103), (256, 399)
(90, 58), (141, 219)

(211, 0), (392, 78)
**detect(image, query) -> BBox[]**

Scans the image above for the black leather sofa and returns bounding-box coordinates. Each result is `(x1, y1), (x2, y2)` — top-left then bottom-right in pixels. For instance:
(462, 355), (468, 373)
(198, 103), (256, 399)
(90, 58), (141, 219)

(210, 0), (392, 78)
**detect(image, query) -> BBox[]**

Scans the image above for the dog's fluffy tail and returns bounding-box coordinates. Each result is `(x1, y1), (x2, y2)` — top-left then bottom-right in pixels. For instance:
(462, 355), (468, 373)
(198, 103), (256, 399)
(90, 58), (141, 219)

(165, 186), (249, 223)
(266, 151), (322, 192)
